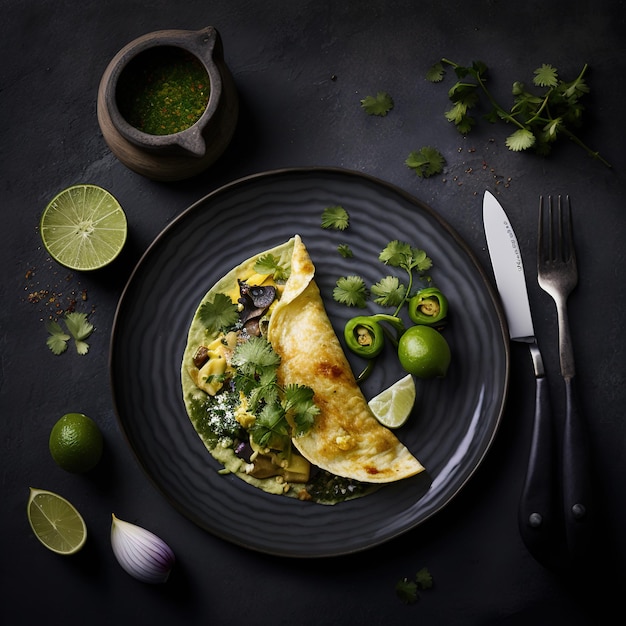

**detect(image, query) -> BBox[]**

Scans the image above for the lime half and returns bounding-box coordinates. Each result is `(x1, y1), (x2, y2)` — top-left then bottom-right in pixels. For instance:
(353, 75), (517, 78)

(27, 488), (87, 555)
(40, 184), (127, 271)
(368, 374), (416, 429)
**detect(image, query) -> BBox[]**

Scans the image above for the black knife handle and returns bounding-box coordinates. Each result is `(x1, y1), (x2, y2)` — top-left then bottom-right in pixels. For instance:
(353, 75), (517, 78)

(518, 374), (563, 568)
(562, 375), (593, 563)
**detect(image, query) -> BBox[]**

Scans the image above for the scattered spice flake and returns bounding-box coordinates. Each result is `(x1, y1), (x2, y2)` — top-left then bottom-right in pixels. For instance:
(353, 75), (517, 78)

(440, 140), (513, 194)
(22, 261), (95, 322)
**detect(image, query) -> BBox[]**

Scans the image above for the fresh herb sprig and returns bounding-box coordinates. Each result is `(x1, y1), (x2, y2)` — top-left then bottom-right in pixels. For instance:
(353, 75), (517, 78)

(428, 59), (610, 167)
(46, 312), (94, 355)
(332, 241), (432, 315)
(231, 336), (319, 448)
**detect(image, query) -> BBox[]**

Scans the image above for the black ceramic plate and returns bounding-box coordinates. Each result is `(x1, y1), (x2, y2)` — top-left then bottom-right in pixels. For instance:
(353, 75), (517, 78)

(110, 167), (509, 558)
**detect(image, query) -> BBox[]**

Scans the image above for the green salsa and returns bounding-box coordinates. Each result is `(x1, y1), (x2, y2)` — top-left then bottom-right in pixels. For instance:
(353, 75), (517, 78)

(117, 47), (210, 135)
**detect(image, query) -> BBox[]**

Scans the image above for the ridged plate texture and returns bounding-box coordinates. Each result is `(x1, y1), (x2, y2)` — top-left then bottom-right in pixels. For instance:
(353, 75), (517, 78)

(110, 168), (509, 558)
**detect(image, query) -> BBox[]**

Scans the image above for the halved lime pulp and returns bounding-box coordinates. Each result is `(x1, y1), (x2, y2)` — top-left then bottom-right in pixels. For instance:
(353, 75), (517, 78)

(27, 488), (87, 555)
(40, 184), (127, 271)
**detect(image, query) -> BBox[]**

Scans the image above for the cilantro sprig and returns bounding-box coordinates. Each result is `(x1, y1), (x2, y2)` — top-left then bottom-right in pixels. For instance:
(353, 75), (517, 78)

(231, 336), (319, 448)
(428, 59), (610, 167)
(332, 241), (432, 315)
(46, 312), (94, 355)
(378, 240), (433, 315)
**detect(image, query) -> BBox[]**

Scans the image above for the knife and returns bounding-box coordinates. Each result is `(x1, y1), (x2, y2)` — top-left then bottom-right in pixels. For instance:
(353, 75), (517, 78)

(483, 190), (564, 568)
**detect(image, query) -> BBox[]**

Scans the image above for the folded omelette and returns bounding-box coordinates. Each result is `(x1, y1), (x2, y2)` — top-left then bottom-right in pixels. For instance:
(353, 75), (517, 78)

(181, 235), (424, 503)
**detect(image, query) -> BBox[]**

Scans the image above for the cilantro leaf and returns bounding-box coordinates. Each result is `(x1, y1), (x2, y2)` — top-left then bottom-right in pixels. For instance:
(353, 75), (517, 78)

(198, 293), (239, 335)
(64, 312), (94, 341)
(405, 147), (446, 178)
(396, 567), (434, 605)
(46, 312), (94, 356)
(370, 276), (406, 307)
(333, 275), (368, 308)
(337, 244), (353, 258)
(360, 91), (394, 116)
(254, 254), (290, 281)
(283, 384), (319, 435)
(426, 62), (445, 83)
(46, 320), (70, 355)
(505, 128), (536, 151)
(321, 205), (350, 230)
(232, 335), (281, 378)
(396, 578), (419, 604)
(250, 402), (289, 448)
(533, 63), (559, 88)
(380, 240), (432, 271)
(415, 567), (433, 590)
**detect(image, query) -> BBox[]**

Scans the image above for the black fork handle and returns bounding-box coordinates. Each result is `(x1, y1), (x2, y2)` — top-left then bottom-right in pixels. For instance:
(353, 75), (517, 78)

(562, 375), (593, 563)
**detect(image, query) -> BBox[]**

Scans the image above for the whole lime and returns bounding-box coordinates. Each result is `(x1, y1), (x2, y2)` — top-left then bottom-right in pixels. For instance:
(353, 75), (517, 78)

(398, 325), (451, 379)
(49, 413), (104, 473)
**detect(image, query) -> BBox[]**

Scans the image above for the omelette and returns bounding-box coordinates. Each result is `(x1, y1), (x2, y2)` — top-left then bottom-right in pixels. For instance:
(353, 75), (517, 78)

(181, 235), (424, 503)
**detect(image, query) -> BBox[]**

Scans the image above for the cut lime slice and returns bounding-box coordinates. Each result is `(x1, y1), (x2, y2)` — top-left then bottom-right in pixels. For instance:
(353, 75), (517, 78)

(368, 374), (416, 429)
(40, 184), (127, 271)
(27, 488), (87, 555)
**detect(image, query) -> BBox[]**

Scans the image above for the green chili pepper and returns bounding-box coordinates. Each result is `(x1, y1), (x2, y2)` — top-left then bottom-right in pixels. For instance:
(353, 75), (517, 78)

(344, 313), (405, 359)
(408, 288), (448, 325)
(344, 316), (385, 358)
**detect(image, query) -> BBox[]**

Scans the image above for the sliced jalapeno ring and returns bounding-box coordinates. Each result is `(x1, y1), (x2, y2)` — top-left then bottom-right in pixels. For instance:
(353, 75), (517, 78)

(344, 316), (385, 359)
(408, 288), (448, 325)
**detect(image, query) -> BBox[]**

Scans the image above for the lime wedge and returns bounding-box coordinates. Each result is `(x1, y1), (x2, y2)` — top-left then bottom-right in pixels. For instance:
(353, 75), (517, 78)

(27, 488), (87, 555)
(40, 184), (127, 271)
(368, 374), (416, 429)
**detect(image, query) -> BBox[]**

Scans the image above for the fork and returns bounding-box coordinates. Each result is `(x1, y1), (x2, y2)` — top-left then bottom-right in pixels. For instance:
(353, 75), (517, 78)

(537, 195), (593, 564)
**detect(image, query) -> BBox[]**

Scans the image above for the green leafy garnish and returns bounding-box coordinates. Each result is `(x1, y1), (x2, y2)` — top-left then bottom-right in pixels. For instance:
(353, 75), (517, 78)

(396, 567), (434, 604)
(427, 58), (610, 166)
(254, 253), (290, 281)
(283, 384), (319, 435)
(337, 244), (353, 258)
(46, 312), (94, 355)
(198, 293), (239, 335)
(46, 320), (71, 355)
(321, 205), (350, 230)
(379, 241), (433, 315)
(232, 335), (281, 378)
(360, 91), (394, 116)
(405, 147), (446, 178)
(379, 241), (432, 273)
(333, 275), (368, 308)
(231, 336), (318, 447)
(370, 275), (406, 308)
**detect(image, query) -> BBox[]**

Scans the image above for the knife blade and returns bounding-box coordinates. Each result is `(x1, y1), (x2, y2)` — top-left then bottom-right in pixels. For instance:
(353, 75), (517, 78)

(483, 190), (564, 568)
